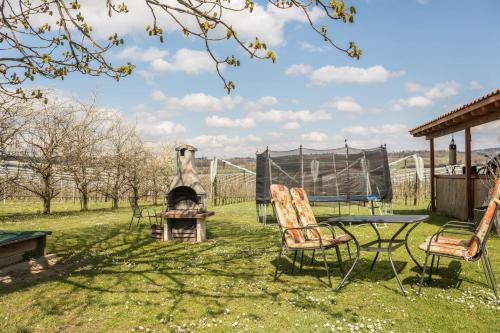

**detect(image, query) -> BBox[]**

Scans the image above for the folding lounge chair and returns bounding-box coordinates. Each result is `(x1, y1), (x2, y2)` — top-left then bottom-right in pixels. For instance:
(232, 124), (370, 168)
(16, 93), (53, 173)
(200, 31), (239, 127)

(290, 187), (354, 274)
(271, 184), (356, 287)
(418, 179), (500, 298)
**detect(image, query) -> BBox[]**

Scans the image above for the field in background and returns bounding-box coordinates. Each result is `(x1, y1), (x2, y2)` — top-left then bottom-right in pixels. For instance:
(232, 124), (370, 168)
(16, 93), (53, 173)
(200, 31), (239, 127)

(0, 200), (499, 332)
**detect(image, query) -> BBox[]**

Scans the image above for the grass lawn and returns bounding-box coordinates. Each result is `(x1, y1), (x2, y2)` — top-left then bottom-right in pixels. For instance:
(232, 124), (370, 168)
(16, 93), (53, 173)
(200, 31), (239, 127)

(0, 200), (499, 332)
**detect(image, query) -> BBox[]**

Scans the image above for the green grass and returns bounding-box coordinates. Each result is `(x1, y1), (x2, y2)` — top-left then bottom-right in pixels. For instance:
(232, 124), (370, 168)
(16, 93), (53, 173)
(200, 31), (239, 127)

(0, 200), (499, 332)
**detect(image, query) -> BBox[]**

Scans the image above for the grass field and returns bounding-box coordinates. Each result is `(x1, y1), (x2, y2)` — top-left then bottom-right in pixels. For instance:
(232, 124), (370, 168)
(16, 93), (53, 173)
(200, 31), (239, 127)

(0, 200), (499, 332)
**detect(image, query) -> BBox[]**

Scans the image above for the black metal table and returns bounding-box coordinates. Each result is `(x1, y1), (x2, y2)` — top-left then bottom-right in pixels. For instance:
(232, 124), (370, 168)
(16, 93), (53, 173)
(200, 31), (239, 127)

(326, 215), (429, 294)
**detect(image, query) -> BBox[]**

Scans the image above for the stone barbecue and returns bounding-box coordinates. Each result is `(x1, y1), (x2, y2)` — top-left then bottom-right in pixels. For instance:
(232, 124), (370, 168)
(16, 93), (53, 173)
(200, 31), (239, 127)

(160, 144), (214, 242)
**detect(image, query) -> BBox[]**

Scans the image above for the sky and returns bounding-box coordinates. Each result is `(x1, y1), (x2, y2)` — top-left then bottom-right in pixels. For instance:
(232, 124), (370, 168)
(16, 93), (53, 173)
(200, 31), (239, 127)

(34, 0), (500, 158)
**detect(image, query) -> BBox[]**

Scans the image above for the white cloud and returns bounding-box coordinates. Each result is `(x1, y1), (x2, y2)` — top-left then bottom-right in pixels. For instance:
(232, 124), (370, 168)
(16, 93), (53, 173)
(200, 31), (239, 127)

(76, 0), (324, 49)
(249, 109), (332, 122)
(424, 81), (460, 99)
(117, 46), (169, 62)
(285, 64), (313, 77)
(152, 91), (243, 112)
(246, 135), (262, 142)
(134, 110), (186, 140)
(299, 42), (325, 52)
(341, 124), (407, 136)
(338, 124), (412, 150)
(258, 96), (278, 107)
(392, 96), (433, 111)
(392, 81), (460, 111)
(225, 3), (323, 46)
(368, 107), (384, 113)
(469, 80), (483, 90)
(301, 131), (328, 142)
(150, 48), (215, 74)
(283, 121), (300, 129)
(326, 97), (363, 113)
(286, 64), (403, 85)
(186, 134), (262, 157)
(309, 65), (404, 85)
(405, 82), (425, 93)
(206, 115), (255, 128)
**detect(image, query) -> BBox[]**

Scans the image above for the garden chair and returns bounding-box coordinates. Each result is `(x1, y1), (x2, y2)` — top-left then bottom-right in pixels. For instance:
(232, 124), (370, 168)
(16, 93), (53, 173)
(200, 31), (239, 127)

(418, 179), (500, 298)
(290, 187), (353, 274)
(128, 196), (158, 229)
(270, 184), (357, 287)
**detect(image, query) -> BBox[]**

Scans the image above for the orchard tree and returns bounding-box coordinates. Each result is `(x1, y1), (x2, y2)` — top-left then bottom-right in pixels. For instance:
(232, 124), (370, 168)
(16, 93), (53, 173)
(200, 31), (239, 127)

(12, 100), (74, 214)
(64, 96), (107, 211)
(143, 142), (176, 205)
(100, 117), (134, 209)
(123, 131), (147, 205)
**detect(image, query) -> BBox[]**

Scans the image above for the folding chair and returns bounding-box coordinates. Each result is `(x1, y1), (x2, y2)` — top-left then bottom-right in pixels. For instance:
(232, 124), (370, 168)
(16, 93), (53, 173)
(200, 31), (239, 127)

(418, 179), (500, 298)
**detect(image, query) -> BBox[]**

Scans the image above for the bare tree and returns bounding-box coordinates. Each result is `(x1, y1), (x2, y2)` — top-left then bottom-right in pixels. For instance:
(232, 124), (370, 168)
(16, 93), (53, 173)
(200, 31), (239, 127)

(11, 100), (74, 214)
(143, 142), (175, 205)
(123, 131), (147, 205)
(99, 117), (134, 209)
(0, 95), (32, 155)
(64, 97), (107, 211)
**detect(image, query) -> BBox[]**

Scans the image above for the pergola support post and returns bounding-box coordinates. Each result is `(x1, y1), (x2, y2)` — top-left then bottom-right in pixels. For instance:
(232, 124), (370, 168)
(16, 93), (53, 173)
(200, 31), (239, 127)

(465, 127), (473, 221)
(429, 138), (435, 212)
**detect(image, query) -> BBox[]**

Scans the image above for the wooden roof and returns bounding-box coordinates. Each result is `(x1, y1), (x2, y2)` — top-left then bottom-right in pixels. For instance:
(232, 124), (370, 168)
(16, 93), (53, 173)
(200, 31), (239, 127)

(410, 89), (500, 139)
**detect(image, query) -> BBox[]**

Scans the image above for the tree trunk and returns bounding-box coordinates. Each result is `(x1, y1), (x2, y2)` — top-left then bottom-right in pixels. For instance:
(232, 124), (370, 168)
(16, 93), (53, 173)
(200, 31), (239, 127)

(153, 191), (158, 206)
(42, 177), (51, 214)
(112, 197), (119, 209)
(81, 193), (89, 211)
(133, 187), (139, 204)
(43, 197), (51, 214)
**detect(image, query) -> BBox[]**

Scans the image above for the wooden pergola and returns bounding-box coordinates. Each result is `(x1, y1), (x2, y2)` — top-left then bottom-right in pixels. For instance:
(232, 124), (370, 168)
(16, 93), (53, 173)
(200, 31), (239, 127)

(410, 89), (500, 220)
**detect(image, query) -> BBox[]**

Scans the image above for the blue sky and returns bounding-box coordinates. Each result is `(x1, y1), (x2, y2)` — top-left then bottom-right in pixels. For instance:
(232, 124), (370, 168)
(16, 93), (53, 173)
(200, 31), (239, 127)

(35, 0), (500, 157)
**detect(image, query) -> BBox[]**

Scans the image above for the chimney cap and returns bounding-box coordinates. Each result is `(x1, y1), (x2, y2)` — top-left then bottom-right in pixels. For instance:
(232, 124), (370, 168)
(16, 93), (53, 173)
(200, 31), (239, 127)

(175, 144), (197, 152)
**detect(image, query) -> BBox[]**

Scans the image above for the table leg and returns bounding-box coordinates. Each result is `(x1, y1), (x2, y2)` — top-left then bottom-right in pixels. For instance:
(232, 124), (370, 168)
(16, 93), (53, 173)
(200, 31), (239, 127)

(389, 224), (410, 294)
(404, 222), (422, 270)
(335, 225), (361, 291)
(369, 223), (382, 271)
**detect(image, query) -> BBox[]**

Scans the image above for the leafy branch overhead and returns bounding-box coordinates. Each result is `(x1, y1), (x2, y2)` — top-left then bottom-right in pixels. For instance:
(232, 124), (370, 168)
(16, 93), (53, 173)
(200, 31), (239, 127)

(0, 0), (361, 98)
(142, 0), (361, 93)
(0, 0), (134, 100)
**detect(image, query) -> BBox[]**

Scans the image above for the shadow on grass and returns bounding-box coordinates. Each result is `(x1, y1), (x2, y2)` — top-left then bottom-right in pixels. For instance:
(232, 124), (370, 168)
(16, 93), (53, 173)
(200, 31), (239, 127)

(0, 207), (120, 223)
(2, 216), (351, 321)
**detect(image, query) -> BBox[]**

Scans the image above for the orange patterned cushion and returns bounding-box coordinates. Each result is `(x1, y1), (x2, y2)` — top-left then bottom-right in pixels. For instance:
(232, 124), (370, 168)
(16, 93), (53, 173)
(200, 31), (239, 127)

(290, 187), (321, 239)
(467, 179), (500, 258)
(418, 240), (469, 258)
(290, 187), (352, 244)
(270, 184), (305, 246)
(425, 235), (470, 247)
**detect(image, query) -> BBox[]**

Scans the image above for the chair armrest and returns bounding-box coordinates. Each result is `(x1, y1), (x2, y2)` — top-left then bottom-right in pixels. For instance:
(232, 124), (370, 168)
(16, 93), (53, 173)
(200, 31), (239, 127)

(325, 221), (358, 248)
(284, 225), (326, 246)
(431, 227), (475, 244)
(317, 222), (338, 238)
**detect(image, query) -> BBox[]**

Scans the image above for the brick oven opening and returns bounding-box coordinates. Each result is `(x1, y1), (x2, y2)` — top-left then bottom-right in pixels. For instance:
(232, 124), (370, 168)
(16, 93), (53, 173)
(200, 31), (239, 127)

(167, 186), (201, 211)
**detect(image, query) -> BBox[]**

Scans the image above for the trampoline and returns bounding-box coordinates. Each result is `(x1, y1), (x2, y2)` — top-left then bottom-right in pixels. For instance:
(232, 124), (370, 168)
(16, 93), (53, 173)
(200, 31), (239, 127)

(255, 144), (393, 223)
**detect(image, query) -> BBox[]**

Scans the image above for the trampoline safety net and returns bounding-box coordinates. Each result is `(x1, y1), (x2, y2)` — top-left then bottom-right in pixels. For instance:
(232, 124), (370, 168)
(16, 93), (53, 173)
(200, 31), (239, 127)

(256, 145), (392, 204)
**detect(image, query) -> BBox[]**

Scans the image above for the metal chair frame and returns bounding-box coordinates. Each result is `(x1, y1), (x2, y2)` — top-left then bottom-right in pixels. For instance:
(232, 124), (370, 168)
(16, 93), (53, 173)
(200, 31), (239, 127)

(419, 216), (498, 299)
(272, 203), (357, 288)
(128, 197), (158, 229)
